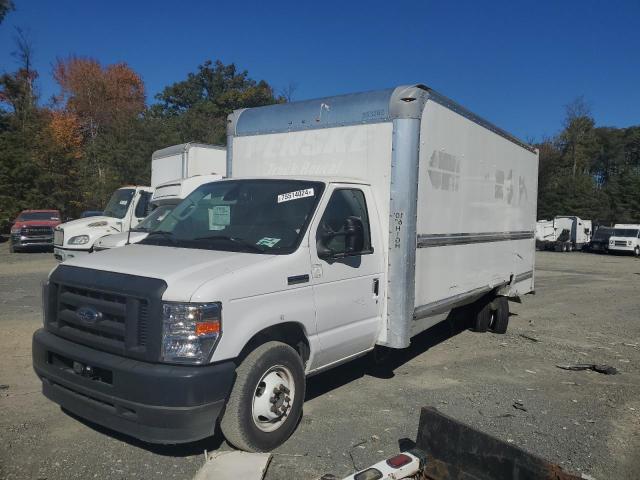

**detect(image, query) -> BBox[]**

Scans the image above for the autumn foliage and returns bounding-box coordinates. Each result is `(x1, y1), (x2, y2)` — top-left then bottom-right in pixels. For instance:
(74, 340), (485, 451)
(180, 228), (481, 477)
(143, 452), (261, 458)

(53, 57), (145, 138)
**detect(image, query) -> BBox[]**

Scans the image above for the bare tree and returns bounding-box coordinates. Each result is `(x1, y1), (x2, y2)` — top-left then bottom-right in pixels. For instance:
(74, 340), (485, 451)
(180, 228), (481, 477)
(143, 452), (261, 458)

(280, 81), (298, 102)
(562, 96), (595, 178)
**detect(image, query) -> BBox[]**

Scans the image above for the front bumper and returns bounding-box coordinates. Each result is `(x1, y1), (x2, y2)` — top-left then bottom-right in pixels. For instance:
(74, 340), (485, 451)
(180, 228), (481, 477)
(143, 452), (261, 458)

(11, 235), (54, 249)
(609, 245), (635, 253)
(33, 329), (236, 444)
(53, 247), (90, 262)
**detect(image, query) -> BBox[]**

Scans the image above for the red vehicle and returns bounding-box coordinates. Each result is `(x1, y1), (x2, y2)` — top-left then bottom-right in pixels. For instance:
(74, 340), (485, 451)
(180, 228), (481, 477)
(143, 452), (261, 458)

(10, 209), (62, 252)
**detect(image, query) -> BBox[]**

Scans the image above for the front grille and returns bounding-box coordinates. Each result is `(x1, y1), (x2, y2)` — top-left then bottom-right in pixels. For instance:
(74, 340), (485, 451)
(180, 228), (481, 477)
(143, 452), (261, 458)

(22, 226), (53, 236)
(54, 229), (64, 245)
(47, 283), (149, 356)
(45, 265), (167, 362)
(614, 240), (627, 246)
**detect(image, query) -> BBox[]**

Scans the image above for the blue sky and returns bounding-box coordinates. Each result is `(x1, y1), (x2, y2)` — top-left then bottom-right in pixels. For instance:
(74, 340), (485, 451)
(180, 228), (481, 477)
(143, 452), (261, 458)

(1, 0), (638, 141)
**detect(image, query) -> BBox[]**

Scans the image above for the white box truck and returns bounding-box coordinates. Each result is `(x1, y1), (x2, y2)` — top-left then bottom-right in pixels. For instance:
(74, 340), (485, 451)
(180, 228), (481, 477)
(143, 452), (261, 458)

(93, 174), (224, 251)
(33, 85), (538, 452)
(53, 143), (226, 261)
(608, 223), (640, 256)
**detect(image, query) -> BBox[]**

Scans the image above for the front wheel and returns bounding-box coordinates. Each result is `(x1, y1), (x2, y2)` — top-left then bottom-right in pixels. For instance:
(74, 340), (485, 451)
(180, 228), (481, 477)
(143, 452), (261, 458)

(221, 341), (305, 452)
(634, 246), (640, 257)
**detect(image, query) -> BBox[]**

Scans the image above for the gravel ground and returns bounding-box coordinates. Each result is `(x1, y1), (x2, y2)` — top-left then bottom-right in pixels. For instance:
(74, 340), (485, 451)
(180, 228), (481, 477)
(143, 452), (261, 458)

(0, 239), (639, 479)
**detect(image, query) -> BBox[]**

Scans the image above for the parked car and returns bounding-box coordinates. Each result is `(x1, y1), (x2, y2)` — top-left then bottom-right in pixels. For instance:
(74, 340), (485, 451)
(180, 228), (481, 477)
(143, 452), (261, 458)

(10, 210), (62, 252)
(80, 210), (104, 218)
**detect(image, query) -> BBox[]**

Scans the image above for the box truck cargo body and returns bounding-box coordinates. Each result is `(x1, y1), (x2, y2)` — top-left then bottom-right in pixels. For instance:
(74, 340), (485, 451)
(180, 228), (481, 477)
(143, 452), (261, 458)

(151, 143), (226, 188)
(229, 85), (538, 348)
(33, 85), (538, 452)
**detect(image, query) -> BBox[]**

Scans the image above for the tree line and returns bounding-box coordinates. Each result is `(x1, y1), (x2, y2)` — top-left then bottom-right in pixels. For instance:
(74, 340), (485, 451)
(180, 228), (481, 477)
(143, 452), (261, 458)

(1, 26), (639, 231)
(536, 98), (640, 226)
(0, 29), (283, 230)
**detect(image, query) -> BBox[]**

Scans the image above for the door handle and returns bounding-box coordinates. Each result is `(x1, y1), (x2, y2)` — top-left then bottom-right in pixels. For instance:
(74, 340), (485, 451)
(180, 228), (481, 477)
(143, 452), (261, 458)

(372, 278), (379, 297)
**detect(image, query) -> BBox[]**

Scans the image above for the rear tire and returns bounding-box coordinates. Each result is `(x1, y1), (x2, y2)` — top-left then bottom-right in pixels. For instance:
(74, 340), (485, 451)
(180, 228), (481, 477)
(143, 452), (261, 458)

(221, 341), (305, 452)
(471, 298), (492, 332)
(490, 297), (509, 334)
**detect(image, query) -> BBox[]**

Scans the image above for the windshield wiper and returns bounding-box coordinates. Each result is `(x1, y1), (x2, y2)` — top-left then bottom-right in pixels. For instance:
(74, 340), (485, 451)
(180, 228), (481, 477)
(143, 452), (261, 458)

(192, 235), (266, 253)
(143, 230), (177, 245)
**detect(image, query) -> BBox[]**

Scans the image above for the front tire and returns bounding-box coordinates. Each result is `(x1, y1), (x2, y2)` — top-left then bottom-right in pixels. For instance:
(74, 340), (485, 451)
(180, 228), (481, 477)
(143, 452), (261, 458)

(221, 341), (305, 452)
(634, 246), (640, 257)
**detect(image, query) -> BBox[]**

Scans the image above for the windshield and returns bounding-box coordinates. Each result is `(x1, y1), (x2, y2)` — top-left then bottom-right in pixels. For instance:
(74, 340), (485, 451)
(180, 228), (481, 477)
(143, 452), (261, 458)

(592, 227), (614, 241)
(103, 189), (135, 219)
(140, 179), (325, 254)
(613, 228), (640, 237)
(132, 205), (174, 232)
(17, 212), (60, 221)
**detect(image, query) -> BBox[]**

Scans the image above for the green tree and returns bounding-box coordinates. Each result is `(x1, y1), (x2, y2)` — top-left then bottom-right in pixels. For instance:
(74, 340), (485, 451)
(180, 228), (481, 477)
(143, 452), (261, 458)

(153, 60), (283, 144)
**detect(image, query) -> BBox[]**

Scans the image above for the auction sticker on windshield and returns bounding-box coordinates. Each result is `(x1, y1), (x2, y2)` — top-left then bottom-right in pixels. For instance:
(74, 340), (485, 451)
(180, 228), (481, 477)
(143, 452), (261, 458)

(277, 188), (314, 203)
(257, 237), (280, 247)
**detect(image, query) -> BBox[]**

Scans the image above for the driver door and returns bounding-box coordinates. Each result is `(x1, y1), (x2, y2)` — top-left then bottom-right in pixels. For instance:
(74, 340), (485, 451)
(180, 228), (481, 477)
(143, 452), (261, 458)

(309, 184), (384, 370)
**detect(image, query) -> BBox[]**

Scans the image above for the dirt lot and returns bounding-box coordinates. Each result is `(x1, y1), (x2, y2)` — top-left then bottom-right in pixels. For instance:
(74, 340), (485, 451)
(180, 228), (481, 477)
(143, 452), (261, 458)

(0, 240), (639, 480)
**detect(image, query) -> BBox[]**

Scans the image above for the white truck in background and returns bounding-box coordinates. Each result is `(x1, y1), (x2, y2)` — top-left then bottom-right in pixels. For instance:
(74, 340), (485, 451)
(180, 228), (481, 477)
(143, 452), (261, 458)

(33, 85), (538, 452)
(535, 216), (592, 252)
(53, 143), (226, 261)
(608, 223), (640, 256)
(94, 174), (224, 251)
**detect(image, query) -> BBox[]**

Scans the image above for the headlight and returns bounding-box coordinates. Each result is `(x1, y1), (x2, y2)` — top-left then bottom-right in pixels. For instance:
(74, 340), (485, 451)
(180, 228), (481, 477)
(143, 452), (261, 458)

(161, 302), (221, 364)
(11, 227), (20, 234)
(68, 235), (90, 245)
(88, 221), (108, 227)
(628, 241), (632, 246)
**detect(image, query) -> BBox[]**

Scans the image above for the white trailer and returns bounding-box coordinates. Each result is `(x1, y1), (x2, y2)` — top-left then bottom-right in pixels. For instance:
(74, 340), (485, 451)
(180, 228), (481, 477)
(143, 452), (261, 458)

(33, 85), (538, 452)
(151, 143), (226, 188)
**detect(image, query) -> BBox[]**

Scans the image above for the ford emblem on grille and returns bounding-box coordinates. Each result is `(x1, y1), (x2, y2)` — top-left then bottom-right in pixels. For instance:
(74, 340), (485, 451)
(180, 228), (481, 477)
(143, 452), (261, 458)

(77, 306), (102, 324)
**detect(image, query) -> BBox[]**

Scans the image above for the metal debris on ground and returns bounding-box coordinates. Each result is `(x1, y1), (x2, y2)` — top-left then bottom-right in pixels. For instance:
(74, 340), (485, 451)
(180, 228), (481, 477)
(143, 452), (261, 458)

(555, 364), (618, 375)
(519, 333), (541, 342)
(415, 406), (582, 480)
(513, 400), (528, 412)
(192, 451), (272, 480)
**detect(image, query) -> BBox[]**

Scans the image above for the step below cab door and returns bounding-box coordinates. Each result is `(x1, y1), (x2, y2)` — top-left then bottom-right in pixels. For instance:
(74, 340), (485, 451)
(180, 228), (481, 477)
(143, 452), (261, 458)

(308, 184), (384, 370)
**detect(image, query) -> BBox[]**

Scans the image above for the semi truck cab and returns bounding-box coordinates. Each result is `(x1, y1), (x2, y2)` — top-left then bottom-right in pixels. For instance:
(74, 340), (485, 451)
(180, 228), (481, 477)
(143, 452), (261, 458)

(53, 186), (153, 261)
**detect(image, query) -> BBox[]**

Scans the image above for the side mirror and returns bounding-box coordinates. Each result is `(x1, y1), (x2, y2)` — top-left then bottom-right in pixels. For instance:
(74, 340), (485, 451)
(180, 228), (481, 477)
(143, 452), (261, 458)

(344, 216), (365, 254)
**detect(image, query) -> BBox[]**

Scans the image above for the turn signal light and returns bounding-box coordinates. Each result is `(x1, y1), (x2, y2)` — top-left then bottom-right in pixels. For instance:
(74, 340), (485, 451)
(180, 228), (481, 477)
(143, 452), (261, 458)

(195, 321), (221, 336)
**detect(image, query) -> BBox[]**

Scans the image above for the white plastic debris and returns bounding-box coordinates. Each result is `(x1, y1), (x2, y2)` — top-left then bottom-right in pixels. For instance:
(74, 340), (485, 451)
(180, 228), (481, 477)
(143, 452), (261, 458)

(192, 450), (272, 480)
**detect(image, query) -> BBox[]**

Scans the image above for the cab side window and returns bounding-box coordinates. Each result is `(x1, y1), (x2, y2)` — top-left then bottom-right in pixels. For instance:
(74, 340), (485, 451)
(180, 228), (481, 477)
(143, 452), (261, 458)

(135, 191), (152, 218)
(316, 189), (372, 257)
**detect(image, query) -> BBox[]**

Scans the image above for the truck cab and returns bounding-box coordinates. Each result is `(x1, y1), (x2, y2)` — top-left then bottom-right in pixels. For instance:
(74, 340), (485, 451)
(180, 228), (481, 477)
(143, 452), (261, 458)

(608, 224), (640, 256)
(93, 175), (224, 251)
(53, 186), (153, 261)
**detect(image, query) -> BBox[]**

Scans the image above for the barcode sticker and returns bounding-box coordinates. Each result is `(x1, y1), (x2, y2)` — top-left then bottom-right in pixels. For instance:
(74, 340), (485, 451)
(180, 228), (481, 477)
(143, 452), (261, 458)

(277, 188), (315, 203)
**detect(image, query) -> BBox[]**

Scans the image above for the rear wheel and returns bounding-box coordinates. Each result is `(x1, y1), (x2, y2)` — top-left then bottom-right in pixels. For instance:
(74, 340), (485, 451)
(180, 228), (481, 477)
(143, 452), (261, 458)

(471, 298), (492, 332)
(221, 341), (305, 452)
(489, 296), (509, 334)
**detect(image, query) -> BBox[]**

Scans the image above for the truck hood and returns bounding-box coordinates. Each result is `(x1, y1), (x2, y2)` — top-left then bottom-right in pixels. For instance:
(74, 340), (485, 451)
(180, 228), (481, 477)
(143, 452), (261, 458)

(13, 219), (60, 229)
(57, 216), (123, 248)
(60, 244), (277, 301)
(94, 231), (148, 249)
